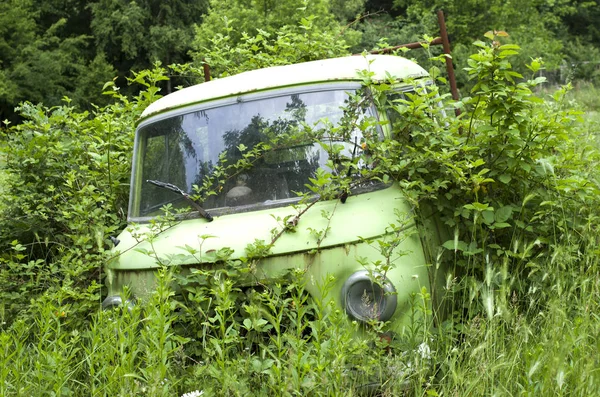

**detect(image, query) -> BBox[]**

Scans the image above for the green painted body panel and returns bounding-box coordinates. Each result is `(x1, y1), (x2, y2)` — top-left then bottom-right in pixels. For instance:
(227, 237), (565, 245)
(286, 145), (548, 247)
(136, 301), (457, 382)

(110, 185), (412, 270)
(106, 184), (447, 331)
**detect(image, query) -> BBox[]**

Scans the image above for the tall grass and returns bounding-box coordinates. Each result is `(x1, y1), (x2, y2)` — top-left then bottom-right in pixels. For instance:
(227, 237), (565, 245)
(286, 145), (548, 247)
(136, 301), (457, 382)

(570, 84), (600, 137)
(431, 221), (600, 395)
(1, 212), (599, 395)
(0, 269), (425, 396)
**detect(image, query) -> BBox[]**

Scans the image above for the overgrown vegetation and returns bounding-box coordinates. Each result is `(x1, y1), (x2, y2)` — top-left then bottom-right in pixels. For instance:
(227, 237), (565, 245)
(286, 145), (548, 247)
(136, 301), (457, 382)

(1, 25), (600, 397)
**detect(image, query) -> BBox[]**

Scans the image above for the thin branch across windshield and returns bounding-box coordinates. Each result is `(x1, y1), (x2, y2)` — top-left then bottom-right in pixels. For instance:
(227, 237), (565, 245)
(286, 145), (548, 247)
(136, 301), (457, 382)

(132, 88), (376, 219)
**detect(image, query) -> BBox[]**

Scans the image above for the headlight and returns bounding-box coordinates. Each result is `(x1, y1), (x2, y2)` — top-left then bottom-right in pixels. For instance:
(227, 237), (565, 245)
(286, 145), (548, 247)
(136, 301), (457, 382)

(102, 295), (134, 312)
(341, 270), (397, 322)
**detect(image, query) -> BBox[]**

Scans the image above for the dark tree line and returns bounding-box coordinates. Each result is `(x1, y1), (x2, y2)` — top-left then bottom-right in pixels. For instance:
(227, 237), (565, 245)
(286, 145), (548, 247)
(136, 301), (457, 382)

(0, 0), (207, 123)
(1, 0), (599, 123)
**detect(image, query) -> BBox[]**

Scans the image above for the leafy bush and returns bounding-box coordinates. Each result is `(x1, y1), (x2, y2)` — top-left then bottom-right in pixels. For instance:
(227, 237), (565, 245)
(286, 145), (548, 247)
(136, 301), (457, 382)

(0, 66), (167, 324)
(365, 33), (600, 277)
(191, 15), (350, 79)
(359, 33), (600, 394)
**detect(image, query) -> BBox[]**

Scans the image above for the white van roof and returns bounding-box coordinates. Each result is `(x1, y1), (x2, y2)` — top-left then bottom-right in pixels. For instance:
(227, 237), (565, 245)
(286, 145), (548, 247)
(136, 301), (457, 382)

(140, 55), (428, 120)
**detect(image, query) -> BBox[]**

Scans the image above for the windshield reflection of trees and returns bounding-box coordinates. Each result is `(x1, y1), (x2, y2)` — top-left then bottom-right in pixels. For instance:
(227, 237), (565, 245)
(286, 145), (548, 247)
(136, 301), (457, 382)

(139, 90), (375, 217)
(205, 94), (321, 208)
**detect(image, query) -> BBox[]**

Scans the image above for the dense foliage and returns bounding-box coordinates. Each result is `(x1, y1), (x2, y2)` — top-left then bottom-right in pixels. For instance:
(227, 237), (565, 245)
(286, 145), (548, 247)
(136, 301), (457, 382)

(2, 0), (600, 122)
(1, 14), (600, 393)
(0, 68), (165, 325)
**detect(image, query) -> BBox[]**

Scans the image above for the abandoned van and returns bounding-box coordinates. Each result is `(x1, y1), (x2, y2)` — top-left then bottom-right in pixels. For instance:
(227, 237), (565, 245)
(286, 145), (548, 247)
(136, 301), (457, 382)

(103, 55), (447, 334)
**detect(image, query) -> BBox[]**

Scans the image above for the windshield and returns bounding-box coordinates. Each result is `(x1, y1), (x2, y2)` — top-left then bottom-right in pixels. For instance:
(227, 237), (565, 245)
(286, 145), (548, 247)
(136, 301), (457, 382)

(130, 87), (378, 219)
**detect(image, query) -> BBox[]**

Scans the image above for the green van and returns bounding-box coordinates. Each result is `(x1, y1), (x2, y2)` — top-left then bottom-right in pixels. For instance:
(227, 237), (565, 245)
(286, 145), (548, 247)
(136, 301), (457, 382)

(103, 55), (447, 334)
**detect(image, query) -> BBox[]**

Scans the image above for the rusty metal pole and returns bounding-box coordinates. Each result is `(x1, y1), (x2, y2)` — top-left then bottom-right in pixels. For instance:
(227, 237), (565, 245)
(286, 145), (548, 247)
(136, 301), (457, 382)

(437, 10), (460, 116)
(203, 60), (211, 82)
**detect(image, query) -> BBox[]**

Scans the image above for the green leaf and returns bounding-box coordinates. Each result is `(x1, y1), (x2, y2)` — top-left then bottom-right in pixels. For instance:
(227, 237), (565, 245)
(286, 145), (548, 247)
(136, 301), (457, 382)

(499, 44), (520, 51)
(482, 210), (495, 225)
(442, 239), (468, 252)
(102, 80), (115, 91)
(499, 50), (519, 58)
(498, 174), (512, 184)
(464, 241), (483, 255)
(495, 206), (513, 223)
(465, 202), (491, 212)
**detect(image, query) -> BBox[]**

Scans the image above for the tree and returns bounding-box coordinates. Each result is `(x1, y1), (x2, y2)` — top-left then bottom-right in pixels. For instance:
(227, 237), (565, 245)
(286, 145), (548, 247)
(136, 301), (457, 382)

(0, 0), (37, 122)
(387, 0), (600, 82)
(191, 15), (350, 79)
(89, 0), (208, 87)
(193, 0), (363, 54)
(0, 0), (115, 123)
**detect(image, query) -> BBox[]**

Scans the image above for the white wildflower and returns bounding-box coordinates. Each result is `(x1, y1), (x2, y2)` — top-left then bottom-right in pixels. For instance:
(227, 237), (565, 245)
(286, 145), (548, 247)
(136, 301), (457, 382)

(181, 390), (204, 397)
(417, 342), (431, 360)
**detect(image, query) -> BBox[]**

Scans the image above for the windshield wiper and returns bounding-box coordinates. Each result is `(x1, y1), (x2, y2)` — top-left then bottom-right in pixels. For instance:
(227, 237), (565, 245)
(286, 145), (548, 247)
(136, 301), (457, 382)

(146, 179), (214, 222)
